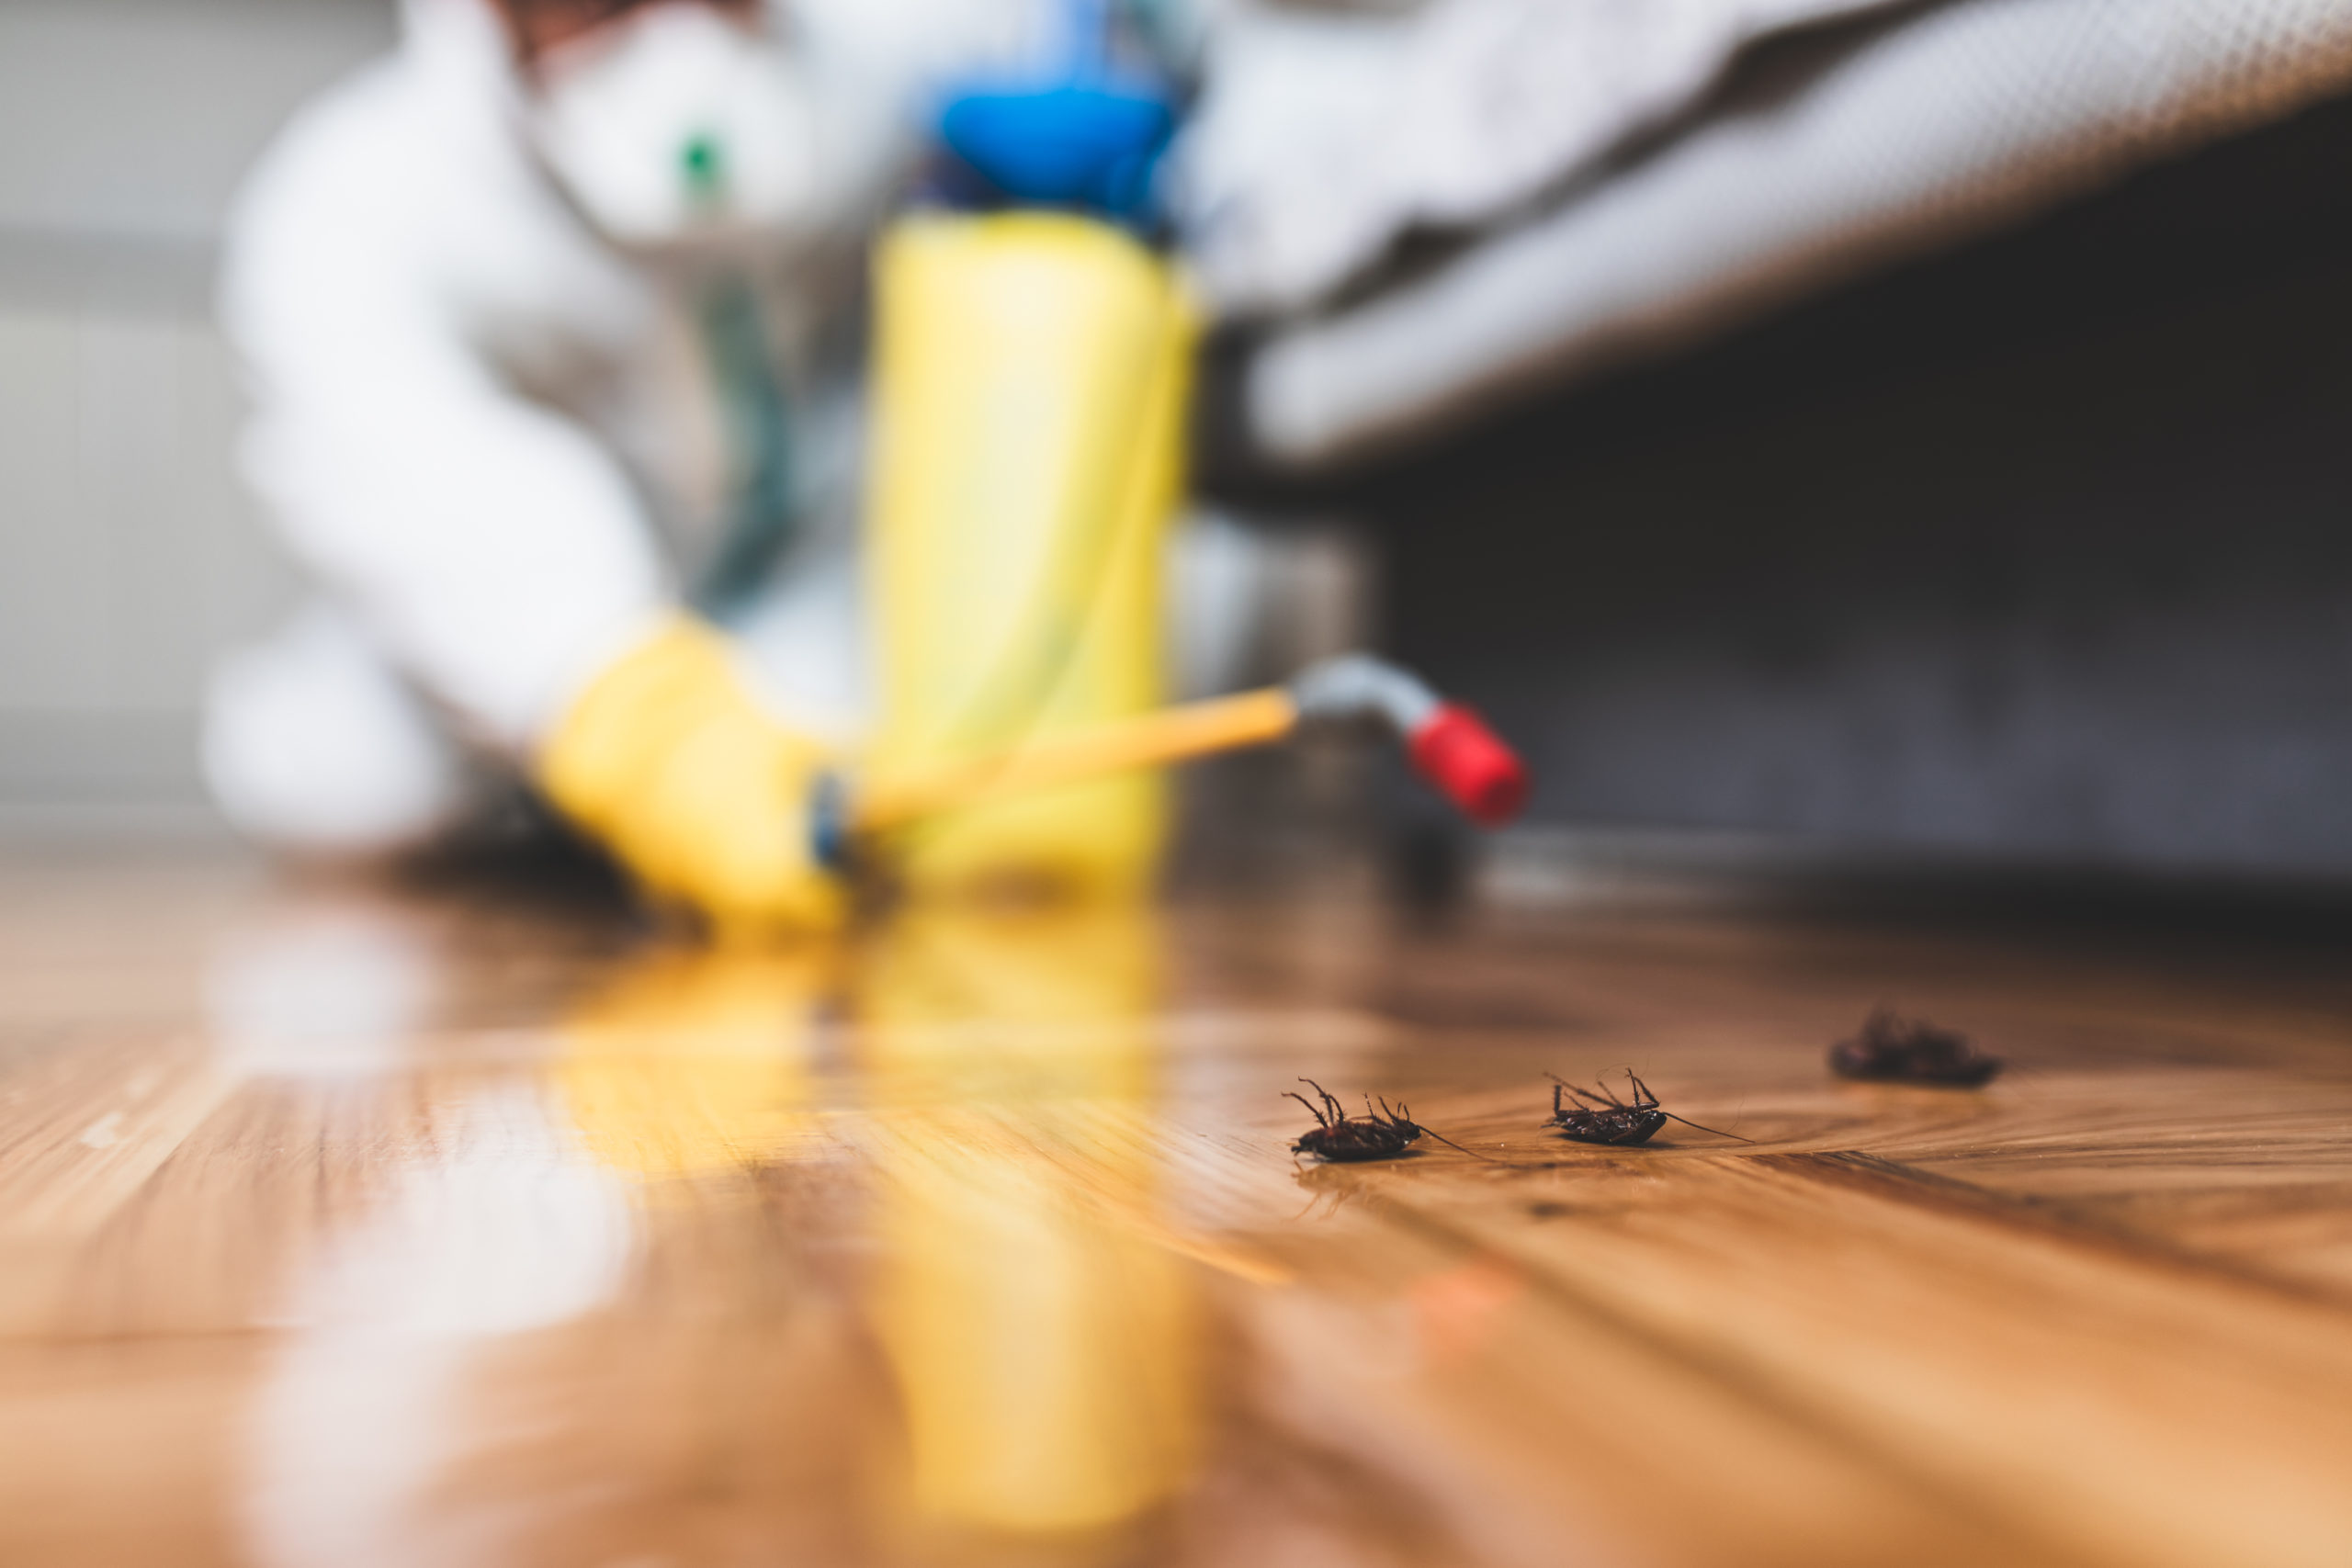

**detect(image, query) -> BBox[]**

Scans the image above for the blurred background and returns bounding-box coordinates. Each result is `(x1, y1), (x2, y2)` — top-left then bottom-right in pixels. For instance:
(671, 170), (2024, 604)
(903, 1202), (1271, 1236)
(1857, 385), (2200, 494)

(0, 0), (390, 832)
(6, 0), (2352, 896)
(8, 11), (2352, 1561)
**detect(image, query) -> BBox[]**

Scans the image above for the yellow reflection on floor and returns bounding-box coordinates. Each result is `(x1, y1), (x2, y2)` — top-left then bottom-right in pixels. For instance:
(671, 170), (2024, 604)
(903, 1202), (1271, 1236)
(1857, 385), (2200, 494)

(556, 945), (833, 1177)
(859, 900), (1200, 1547)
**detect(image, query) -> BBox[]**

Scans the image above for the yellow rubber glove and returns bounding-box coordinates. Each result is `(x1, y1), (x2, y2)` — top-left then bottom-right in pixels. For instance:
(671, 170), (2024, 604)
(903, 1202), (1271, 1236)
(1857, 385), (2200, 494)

(538, 616), (842, 939)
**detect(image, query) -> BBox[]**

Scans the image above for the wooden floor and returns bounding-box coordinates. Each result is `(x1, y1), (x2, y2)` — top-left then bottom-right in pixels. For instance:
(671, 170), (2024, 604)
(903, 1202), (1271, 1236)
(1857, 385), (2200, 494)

(6, 844), (2352, 1567)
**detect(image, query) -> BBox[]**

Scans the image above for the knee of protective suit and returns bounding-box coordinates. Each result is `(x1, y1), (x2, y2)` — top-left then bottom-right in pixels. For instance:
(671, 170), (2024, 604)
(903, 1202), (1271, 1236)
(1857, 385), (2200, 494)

(203, 607), (477, 856)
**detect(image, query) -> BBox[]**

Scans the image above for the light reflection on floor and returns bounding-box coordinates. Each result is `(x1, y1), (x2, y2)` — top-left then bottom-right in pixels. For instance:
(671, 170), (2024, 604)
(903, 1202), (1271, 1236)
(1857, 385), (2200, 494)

(220, 888), (1216, 1566)
(14, 849), (2352, 1567)
(862, 905), (1199, 1549)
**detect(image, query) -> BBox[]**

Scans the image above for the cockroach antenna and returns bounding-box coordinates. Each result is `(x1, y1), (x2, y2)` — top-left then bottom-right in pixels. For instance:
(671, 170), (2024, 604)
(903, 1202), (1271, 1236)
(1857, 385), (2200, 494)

(1543, 1070), (1754, 1147)
(1373, 1095), (1499, 1163)
(1285, 1079), (1497, 1164)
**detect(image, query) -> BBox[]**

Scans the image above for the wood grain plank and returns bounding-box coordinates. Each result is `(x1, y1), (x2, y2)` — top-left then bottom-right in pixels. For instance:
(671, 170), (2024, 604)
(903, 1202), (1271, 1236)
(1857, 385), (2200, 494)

(5, 852), (2352, 1565)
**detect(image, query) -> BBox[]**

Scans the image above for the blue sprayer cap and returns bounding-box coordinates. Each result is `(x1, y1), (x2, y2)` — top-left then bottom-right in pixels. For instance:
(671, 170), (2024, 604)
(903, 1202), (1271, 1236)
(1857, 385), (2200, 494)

(932, 0), (1177, 221)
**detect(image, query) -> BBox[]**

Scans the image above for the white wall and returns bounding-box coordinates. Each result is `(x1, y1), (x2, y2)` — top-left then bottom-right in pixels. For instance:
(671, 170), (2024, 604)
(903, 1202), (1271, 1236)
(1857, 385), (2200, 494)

(0, 0), (398, 825)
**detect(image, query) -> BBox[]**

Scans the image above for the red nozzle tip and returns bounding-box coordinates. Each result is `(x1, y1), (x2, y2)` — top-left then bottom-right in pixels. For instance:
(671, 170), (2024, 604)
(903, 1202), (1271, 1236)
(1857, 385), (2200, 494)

(1408, 704), (1530, 827)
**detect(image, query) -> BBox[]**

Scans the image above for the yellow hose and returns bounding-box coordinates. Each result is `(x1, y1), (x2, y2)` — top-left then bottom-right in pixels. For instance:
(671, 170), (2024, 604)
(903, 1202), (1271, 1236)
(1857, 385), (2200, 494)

(852, 687), (1297, 834)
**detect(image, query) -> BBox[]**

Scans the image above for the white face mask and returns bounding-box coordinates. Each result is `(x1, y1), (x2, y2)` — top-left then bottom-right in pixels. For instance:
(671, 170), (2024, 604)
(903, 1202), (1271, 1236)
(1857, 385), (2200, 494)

(520, 3), (832, 250)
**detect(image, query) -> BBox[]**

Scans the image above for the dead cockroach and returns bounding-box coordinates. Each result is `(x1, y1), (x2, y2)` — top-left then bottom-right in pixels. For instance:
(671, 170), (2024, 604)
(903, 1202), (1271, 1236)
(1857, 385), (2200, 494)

(1285, 1079), (1489, 1164)
(1544, 1071), (1751, 1146)
(1830, 1008), (2002, 1086)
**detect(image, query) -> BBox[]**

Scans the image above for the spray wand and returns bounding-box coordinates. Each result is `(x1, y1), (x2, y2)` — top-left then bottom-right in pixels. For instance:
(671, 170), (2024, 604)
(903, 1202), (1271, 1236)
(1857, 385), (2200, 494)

(813, 655), (1529, 866)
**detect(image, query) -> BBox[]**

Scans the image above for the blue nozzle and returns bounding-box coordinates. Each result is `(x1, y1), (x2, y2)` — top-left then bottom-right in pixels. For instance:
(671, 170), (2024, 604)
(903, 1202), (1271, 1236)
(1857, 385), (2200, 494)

(930, 0), (1177, 221)
(938, 84), (1174, 218)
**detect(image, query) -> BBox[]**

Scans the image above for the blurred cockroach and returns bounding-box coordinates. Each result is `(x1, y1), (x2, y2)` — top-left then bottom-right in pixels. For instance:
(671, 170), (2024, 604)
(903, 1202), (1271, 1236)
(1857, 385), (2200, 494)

(1285, 1079), (1489, 1163)
(1544, 1071), (1751, 1146)
(1830, 1008), (2002, 1086)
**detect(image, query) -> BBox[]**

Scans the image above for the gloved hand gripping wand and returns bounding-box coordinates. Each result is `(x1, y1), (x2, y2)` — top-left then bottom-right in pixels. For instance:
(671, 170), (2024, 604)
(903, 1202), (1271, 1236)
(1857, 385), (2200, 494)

(812, 655), (1531, 867)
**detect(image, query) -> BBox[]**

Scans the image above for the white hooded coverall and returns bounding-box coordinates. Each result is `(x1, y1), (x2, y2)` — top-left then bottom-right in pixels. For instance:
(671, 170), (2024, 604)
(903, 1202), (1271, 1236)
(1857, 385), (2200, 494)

(207, 0), (1041, 852)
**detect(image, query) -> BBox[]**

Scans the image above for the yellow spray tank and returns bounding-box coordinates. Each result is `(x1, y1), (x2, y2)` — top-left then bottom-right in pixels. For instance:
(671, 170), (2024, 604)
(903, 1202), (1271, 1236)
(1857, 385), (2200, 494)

(863, 38), (1193, 902)
(865, 216), (1192, 898)
(835, 19), (1529, 898)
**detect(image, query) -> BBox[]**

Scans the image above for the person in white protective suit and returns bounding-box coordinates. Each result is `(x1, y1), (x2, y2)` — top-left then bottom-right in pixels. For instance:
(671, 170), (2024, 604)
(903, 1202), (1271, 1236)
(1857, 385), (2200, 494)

(207, 0), (1058, 937)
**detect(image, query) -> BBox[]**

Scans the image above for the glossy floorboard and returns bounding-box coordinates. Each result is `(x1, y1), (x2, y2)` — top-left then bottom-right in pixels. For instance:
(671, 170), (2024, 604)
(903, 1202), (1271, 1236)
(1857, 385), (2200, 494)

(4, 845), (2352, 1566)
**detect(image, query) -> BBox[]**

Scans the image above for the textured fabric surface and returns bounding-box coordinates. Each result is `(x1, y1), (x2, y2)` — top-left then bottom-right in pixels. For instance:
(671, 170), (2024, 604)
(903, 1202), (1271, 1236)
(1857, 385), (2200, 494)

(1238, 0), (2352, 466)
(1180, 0), (1904, 315)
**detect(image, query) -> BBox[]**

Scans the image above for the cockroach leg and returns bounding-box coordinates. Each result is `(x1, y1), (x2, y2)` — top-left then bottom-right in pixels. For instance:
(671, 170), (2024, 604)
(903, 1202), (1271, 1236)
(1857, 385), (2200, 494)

(1284, 1086), (1333, 1128)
